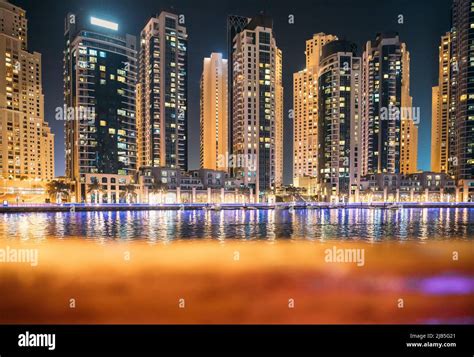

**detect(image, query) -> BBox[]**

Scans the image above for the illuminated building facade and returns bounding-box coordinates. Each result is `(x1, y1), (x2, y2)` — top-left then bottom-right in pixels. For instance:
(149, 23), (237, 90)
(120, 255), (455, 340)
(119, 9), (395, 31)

(64, 13), (137, 202)
(227, 15), (250, 162)
(0, 0), (54, 181)
(293, 33), (336, 184)
(318, 40), (361, 202)
(200, 53), (228, 171)
(399, 44), (418, 175)
(361, 33), (418, 176)
(137, 12), (188, 171)
(452, 0), (474, 201)
(275, 47), (283, 188)
(431, 33), (454, 175)
(231, 15), (283, 195)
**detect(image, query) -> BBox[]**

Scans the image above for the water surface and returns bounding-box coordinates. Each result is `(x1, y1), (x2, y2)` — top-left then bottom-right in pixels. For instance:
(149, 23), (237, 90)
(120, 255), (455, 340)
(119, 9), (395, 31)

(1, 208), (473, 241)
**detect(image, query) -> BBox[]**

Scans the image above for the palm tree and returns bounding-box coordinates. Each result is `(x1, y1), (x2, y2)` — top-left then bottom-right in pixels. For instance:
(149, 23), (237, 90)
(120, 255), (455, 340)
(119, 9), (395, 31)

(87, 180), (103, 204)
(121, 184), (137, 203)
(237, 185), (251, 203)
(149, 178), (167, 203)
(366, 187), (374, 204)
(260, 188), (275, 203)
(285, 185), (298, 202)
(46, 180), (70, 204)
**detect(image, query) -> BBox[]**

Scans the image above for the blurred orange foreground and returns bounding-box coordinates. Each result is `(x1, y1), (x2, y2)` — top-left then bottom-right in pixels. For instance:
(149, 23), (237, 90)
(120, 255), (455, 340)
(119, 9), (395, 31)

(0, 239), (473, 324)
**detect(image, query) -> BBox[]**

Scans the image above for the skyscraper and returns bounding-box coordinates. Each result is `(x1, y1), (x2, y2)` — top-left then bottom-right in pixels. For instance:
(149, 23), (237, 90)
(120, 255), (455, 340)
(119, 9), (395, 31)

(431, 33), (453, 174)
(231, 15), (283, 196)
(451, 0), (474, 199)
(137, 12), (188, 171)
(317, 40), (361, 202)
(0, 0), (54, 181)
(64, 13), (137, 202)
(227, 15), (250, 161)
(200, 52), (228, 171)
(361, 33), (418, 176)
(400, 45), (418, 175)
(136, 82), (144, 168)
(293, 33), (336, 183)
(275, 46), (284, 188)
(431, 85), (442, 171)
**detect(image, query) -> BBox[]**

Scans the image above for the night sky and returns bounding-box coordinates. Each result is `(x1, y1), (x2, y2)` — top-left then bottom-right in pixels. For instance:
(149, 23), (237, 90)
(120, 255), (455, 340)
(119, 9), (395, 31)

(14, 0), (451, 184)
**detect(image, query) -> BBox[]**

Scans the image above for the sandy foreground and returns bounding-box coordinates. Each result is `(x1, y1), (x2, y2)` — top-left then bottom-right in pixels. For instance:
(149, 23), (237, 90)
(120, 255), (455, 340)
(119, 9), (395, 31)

(0, 239), (473, 324)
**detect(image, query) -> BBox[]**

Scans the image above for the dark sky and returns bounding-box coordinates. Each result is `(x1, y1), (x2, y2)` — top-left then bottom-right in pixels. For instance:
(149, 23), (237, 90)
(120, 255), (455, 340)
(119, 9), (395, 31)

(14, 0), (451, 183)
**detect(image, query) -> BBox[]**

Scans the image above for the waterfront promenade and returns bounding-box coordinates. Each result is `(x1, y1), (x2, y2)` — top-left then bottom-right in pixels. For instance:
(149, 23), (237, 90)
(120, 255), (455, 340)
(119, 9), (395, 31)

(0, 202), (473, 213)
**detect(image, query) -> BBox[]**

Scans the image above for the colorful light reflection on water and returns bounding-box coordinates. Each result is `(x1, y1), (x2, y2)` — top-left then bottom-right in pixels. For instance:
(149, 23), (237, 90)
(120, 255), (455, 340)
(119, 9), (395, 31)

(0, 207), (473, 241)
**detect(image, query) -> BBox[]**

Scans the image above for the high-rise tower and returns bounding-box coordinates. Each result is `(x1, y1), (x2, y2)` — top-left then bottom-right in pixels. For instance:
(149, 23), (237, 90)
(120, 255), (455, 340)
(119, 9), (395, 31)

(137, 12), (188, 170)
(452, 0), (474, 192)
(431, 33), (453, 175)
(64, 13), (137, 201)
(200, 53), (228, 171)
(227, 15), (250, 161)
(293, 33), (337, 183)
(231, 15), (283, 195)
(318, 40), (361, 202)
(361, 33), (418, 176)
(0, 0), (54, 181)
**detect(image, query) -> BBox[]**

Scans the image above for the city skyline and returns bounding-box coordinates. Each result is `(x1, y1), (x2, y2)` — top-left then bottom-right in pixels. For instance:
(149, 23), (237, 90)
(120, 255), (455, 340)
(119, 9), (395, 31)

(1, 0), (474, 339)
(13, 0), (450, 184)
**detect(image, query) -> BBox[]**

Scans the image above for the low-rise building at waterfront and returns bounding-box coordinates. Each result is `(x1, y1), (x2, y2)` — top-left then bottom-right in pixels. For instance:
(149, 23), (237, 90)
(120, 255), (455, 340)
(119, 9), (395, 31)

(136, 167), (254, 204)
(359, 172), (457, 202)
(83, 173), (137, 204)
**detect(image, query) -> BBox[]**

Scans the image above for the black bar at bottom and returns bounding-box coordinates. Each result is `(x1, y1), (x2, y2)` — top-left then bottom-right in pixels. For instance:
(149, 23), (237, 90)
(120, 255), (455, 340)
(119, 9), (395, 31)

(0, 325), (472, 355)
